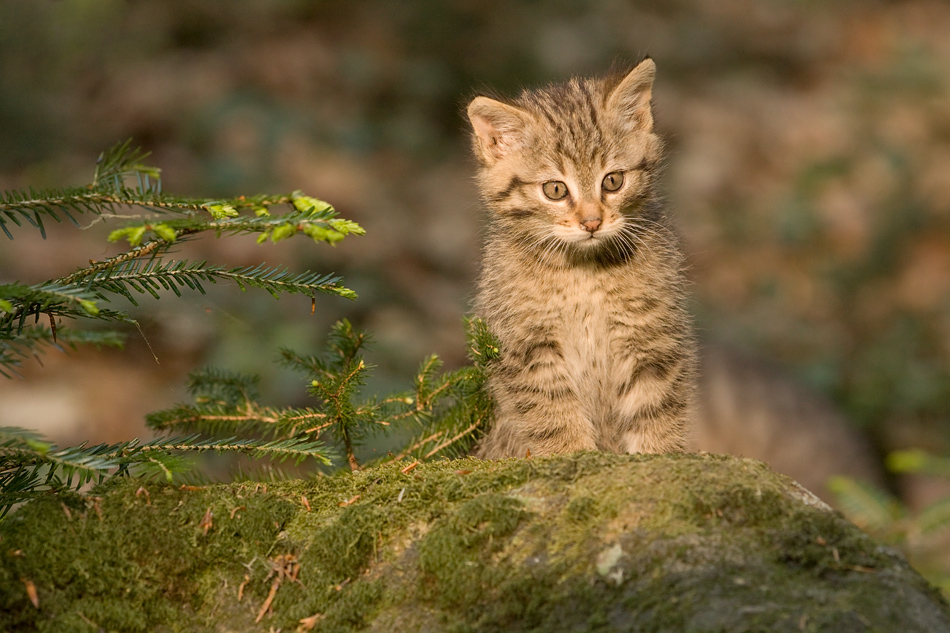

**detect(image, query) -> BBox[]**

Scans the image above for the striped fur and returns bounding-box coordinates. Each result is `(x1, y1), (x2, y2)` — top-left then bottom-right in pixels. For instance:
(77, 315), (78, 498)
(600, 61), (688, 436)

(468, 59), (697, 458)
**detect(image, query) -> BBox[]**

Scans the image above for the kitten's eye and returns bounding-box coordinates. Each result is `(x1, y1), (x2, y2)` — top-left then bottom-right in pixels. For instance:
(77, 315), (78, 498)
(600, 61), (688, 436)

(602, 171), (624, 192)
(542, 180), (569, 201)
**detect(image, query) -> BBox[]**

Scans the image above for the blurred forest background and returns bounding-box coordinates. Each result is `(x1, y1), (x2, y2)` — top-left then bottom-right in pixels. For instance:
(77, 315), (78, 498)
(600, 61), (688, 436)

(1, 1), (949, 497)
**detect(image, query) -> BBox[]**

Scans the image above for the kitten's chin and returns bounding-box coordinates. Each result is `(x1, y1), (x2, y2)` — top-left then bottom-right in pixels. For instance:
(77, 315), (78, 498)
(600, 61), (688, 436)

(570, 236), (602, 249)
(554, 228), (601, 246)
(558, 227), (619, 248)
(554, 230), (634, 266)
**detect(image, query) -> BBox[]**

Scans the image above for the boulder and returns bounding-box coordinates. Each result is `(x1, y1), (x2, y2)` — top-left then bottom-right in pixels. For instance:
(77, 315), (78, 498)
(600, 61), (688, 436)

(1, 453), (947, 632)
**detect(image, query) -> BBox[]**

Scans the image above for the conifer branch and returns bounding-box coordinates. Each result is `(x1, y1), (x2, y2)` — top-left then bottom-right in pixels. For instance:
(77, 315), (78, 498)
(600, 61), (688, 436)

(1, 140), (368, 511)
(147, 403), (330, 439)
(0, 327), (124, 378)
(122, 435), (332, 465)
(0, 428), (334, 517)
(0, 140), (362, 378)
(423, 420), (482, 459)
(373, 317), (499, 465)
(56, 236), (182, 286)
(144, 318), (495, 475)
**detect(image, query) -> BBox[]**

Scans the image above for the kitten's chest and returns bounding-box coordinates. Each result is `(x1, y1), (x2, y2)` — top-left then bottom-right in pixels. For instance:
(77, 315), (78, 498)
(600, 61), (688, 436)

(559, 271), (621, 382)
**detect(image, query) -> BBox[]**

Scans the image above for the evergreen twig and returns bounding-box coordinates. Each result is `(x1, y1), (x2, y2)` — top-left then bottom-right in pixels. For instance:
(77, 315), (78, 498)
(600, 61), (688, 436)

(0, 140), (362, 377)
(148, 317), (499, 473)
(0, 141), (363, 514)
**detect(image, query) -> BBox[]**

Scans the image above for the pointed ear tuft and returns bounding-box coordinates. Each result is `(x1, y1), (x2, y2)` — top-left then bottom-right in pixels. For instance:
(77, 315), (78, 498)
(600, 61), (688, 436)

(467, 97), (530, 165)
(606, 58), (656, 131)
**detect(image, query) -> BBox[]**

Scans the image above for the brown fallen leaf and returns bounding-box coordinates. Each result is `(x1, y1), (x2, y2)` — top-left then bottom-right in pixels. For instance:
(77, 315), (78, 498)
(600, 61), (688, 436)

(237, 573), (250, 602)
(88, 497), (103, 520)
(400, 461), (420, 474)
(338, 495), (361, 507)
(255, 578), (280, 623)
(199, 508), (213, 535)
(135, 487), (151, 505)
(229, 505), (246, 519)
(22, 577), (38, 608)
(299, 613), (324, 630)
(301, 496), (311, 512)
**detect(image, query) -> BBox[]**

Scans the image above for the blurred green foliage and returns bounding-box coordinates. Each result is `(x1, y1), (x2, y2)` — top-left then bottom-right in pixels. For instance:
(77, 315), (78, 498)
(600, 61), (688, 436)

(832, 449), (950, 595)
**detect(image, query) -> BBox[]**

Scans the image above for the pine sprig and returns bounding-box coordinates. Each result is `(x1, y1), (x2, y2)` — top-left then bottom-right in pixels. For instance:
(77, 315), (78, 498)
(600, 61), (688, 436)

(146, 318), (498, 475)
(0, 140), (362, 377)
(1, 282), (102, 321)
(146, 367), (331, 440)
(124, 434), (333, 466)
(224, 265), (355, 300)
(382, 316), (498, 463)
(1, 187), (106, 239)
(65, 259), (354, 305)
(92, 139), (159, 188)
(2, 316), (498, 516)
(1, 140), (369, 515)
(279, 320), (383, 472)
(148, 403), (331, 439)
(0, 326), (124, 378)
(0, 427), (334, 518)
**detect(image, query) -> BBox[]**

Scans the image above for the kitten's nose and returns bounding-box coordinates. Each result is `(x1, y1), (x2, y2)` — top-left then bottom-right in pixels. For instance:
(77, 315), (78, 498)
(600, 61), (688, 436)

(581, 217), (602, 233)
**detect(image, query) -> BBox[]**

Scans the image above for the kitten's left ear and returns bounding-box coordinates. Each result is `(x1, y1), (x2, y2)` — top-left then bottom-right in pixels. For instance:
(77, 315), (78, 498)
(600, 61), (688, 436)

(606, 58), (656, 131)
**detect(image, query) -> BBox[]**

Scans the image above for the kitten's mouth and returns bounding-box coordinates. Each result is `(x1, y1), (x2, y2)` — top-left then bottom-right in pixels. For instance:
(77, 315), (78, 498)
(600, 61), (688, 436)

(580, 230), (607, 243)
(553, 227), (613, 249)
(567, 234), (607, 252)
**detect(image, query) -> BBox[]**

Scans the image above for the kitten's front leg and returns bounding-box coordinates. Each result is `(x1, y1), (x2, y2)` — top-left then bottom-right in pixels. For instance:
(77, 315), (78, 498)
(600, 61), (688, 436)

(486, 337), (598, 457)
(614, 348), (692, 454)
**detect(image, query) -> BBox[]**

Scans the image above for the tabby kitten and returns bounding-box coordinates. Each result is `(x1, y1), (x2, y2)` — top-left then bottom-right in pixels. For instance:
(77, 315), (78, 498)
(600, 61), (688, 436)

(468, 58), (697, 458)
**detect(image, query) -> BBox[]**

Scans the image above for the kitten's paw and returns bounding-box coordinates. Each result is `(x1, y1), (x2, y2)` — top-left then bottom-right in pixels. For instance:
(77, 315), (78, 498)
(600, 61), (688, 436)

(623, 429), (685, 454)
(530, 435), (599, 456)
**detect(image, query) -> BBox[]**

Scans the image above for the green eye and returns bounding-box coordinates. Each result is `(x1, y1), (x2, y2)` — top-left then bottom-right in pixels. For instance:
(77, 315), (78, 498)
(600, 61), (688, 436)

(602, 171), (624, 192)
(542, 180), (569, 201)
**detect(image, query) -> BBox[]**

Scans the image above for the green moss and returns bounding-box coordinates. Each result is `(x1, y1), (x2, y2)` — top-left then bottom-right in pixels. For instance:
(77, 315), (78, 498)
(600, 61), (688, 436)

(417, 493), (529, 608)
(1, 453), (947, 632)
(565, 495), (598, 522)
(302, 504), (388, 583)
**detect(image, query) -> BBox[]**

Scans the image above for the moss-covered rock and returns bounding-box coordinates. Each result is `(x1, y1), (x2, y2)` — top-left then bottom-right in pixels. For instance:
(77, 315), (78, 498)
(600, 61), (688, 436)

(1, 453), (947, 632)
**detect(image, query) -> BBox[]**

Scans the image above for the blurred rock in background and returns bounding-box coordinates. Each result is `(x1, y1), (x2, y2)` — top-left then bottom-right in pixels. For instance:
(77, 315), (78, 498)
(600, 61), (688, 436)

(1, 0), (949, 507)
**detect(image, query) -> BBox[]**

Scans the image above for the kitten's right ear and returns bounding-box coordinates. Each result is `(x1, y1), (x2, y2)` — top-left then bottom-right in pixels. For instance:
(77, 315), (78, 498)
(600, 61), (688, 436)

(467, 97), (530, 165)
(606, 58), (656, 132)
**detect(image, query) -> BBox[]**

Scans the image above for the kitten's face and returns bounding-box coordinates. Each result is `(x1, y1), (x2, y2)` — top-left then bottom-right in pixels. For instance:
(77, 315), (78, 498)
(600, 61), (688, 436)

(468, 59), (662, 263)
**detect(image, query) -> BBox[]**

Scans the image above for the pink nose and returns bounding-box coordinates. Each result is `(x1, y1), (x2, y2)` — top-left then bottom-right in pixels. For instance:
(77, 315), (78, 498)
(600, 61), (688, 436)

(581, 217), (602, 233)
